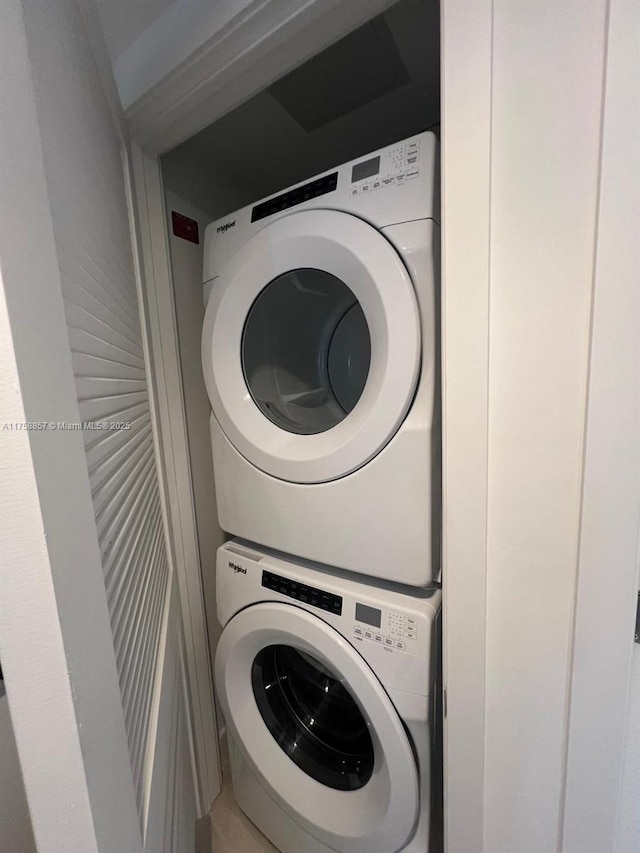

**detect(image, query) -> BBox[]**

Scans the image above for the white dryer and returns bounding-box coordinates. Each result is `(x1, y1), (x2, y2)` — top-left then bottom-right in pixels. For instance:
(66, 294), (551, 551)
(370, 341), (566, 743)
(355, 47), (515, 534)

(215, 539), (441, 853)
(202, 132), (440, 587)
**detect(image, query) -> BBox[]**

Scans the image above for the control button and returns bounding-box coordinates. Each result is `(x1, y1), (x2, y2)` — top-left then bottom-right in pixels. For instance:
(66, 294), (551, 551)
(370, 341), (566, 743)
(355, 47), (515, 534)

(395, 639), (406, 651)
(406, 141), (420, 154)
(406, 618), (417, 627)
(354, 627), (363, 636)
(375, 634), (383, 643)
(371, 180), (381, 191)
(364, 631), (373, 640)
(405, 170), (420, 181)
(406, 154), (420, 165)
(384, 638), (394, 646)
(350, 187), (359, 196)
(361, 183), (370, 193)
(382, 176), (394, 186)
(395, 173), (406, 183)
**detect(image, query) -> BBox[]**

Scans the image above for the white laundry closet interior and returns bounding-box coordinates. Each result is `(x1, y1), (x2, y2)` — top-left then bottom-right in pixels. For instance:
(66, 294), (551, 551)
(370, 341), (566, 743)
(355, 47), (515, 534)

(160, 0), (441, 847)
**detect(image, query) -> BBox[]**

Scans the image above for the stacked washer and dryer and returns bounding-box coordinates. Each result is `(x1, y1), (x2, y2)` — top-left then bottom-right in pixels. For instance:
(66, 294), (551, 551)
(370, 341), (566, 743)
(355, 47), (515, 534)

(201, 131), (441, 853)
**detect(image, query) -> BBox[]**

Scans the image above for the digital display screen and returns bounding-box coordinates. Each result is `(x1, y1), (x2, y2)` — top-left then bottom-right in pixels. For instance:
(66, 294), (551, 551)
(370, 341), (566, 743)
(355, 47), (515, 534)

(355, 603), (382, 628)
(351, 156), (380, 183)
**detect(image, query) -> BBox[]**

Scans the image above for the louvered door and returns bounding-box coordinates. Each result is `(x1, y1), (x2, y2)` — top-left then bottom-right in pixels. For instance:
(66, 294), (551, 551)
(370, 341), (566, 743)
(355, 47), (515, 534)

(11, 0), (208, 848)
(62, 221), (170, 809)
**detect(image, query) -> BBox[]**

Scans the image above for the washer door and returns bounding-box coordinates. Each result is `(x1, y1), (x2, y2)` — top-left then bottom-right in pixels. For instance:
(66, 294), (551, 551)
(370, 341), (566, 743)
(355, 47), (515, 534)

(215, 602), (420, 853)
(202, 209), (420, 483)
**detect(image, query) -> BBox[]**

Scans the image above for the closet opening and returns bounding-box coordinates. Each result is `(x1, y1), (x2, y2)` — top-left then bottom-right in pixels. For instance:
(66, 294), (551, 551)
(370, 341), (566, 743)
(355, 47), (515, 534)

(158, 0), (442, 848)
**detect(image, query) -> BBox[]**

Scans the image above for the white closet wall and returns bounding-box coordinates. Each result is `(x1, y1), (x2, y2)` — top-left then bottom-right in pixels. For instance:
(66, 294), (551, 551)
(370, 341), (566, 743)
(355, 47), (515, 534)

(164, 189), (226, 669)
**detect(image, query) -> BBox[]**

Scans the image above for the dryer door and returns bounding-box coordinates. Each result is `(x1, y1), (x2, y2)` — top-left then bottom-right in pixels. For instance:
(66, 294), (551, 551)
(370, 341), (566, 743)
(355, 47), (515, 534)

(215, 602), (420, 853)
(201, 209), (420, 483)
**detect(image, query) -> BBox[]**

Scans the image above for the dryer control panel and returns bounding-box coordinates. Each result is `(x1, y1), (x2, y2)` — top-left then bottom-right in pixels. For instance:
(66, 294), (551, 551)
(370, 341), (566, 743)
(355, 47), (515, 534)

(203, 130), (439, 282)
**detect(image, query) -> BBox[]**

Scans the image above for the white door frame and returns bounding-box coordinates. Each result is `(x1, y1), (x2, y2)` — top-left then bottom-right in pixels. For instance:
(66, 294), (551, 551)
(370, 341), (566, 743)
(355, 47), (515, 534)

(562, 0), (640, 849)
(125, 0), (493, 849)
(439, 1), (492, 849)
(127, 146), (221, 816)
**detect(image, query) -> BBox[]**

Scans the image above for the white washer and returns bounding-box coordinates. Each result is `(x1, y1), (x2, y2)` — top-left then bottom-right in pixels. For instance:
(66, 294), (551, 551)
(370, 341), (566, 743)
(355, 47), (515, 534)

(215, 539), (441, 853)
(202, 132), (440, 586)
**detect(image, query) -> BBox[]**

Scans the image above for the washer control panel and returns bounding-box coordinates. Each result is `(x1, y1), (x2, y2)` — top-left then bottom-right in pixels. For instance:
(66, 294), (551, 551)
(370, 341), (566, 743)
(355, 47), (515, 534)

(262, 570), (342, 615)
(349, 137), (422, 197)
(352, 605), (419, 654)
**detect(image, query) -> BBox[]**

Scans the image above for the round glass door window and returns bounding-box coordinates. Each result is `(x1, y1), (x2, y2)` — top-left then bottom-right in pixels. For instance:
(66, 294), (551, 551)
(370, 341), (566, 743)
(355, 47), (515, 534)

(252, 644), (375, 791)
(242, 269), (371, 435)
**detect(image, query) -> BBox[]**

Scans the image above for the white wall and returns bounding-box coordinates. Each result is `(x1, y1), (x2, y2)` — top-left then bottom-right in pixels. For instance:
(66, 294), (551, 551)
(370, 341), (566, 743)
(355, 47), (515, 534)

(560, 1), (640, 849)
(0, 696), (36, 853)
(162, 155), (256, 222)
(163, 189), (226, 673)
